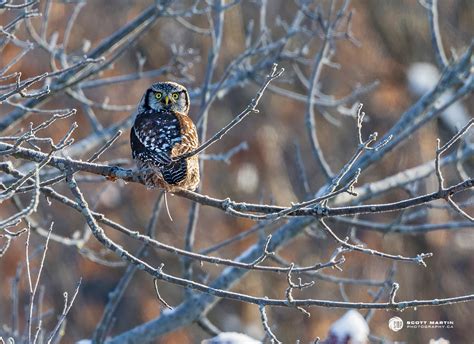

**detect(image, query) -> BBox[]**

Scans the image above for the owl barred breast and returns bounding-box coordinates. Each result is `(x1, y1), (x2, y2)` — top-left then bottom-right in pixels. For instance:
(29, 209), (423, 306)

(130, 82), (200, 191)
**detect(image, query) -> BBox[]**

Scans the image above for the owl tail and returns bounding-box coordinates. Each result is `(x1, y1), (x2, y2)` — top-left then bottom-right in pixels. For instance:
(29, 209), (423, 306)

(161, 159), (187, 185)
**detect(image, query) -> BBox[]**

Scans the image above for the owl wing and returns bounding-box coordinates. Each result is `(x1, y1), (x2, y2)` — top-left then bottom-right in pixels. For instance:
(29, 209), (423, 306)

(171, 113), (199, 157)
(132, 114), (173, 165)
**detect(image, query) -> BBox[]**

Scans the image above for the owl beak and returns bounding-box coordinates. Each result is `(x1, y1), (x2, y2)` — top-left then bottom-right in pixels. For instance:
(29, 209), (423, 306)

(164, 96), (170, 105)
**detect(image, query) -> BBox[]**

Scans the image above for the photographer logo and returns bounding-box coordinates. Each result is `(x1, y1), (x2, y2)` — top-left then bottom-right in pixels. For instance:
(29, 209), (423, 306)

(388, 316), (404, 332)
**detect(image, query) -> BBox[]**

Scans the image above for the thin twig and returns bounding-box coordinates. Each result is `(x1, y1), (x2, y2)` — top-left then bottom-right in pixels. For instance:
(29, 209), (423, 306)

(175, 64), (284, 161)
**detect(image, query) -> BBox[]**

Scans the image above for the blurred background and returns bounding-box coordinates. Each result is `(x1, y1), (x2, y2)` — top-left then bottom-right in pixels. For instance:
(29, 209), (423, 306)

(1, 0), (473, 342)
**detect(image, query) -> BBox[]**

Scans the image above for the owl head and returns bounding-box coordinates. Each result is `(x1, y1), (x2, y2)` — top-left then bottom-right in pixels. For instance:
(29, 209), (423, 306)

(140, 81), (190, 114)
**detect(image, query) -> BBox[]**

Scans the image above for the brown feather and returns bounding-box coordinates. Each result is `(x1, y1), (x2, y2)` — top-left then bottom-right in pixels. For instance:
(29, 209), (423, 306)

(170, 112), (200, 191)
(171, 112), (199, 157)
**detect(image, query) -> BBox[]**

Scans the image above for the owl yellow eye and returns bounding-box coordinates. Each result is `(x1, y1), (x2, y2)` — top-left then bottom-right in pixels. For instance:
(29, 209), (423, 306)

(155, 92), (162, 100)
(172, 92), (179, 100)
